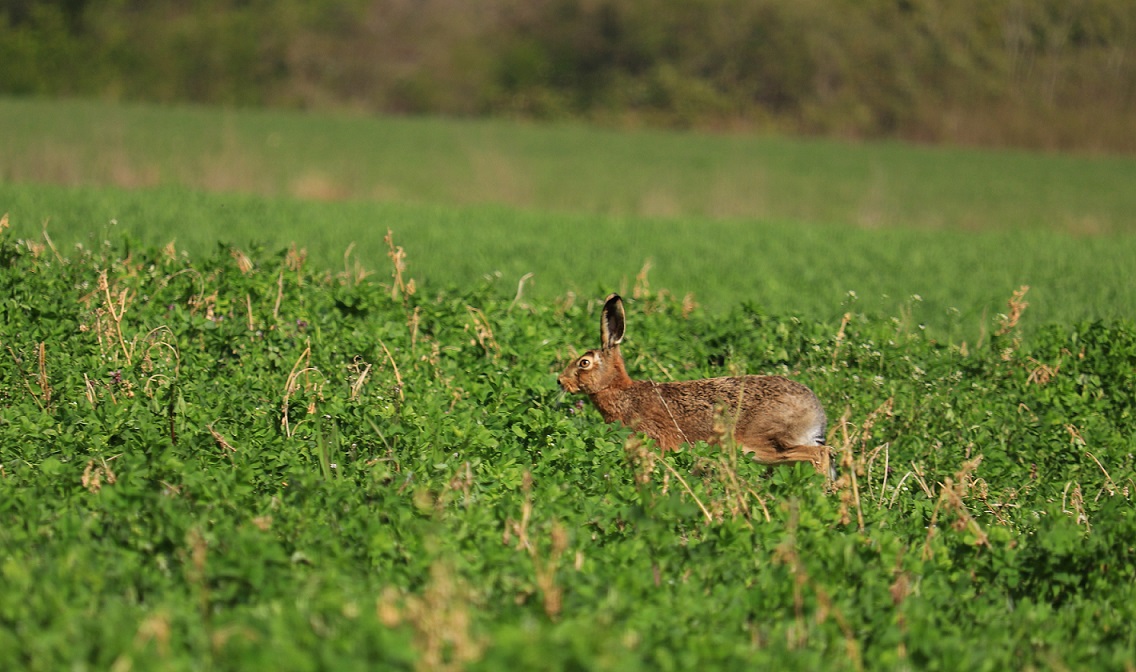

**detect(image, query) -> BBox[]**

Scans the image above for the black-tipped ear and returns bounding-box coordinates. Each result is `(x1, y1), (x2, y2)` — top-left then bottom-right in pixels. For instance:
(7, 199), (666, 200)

(600, 293), (625, 349)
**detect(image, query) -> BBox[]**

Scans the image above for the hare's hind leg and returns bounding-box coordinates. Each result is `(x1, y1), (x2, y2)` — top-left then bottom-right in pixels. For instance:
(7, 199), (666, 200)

(778, 443), (833, 477)
(740, 439), (834, 479)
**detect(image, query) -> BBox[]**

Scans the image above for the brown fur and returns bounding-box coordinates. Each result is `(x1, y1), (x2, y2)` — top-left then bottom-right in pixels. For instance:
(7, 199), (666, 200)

(559, 294), (833, 477)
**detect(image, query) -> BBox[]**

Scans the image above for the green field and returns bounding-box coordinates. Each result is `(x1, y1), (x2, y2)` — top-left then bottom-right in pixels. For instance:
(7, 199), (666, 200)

(2, 99), (1136, 669)
(3, 180), (1135, 347)
(4, 98), (1136, 233)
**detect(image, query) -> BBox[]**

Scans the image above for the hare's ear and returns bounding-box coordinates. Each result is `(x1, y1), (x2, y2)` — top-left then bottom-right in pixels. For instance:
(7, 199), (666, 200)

(600, 293), (625, 350)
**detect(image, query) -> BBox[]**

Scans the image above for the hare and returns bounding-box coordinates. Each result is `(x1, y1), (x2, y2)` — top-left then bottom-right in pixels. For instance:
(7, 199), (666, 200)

(559, 294), (834, 478)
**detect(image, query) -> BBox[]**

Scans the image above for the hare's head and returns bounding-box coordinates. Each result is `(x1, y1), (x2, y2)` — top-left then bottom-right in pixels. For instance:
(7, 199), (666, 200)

(558, 294), (627, 394)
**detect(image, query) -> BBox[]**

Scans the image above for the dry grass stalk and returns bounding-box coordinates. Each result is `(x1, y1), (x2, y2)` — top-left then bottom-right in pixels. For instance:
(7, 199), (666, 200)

(833, 399), (895, 528)
(341, 242), (371, 285)
(554, 291), (576, 316)
(83, 373), (98, 407)
(348, 355), (373, 401)
(1026, 356), (1060, 385)
(448, 461), (475, 509)
(97, 269), (134, 365)
(509, 272), (534, 312)
(132, 610), (173, 659)
(464, 306), (499, 359)
(281, 340), (325, 437)
(6, 343), (53, 412)
(36, 342), (50, 408)
(24, 344), (48, 409)
(207, 424), (238, 464)
(193, 290), (218, 323)
(836, 455), (864, 531)
(230, 247), (254, 274)
(772, 501), (864, 670)
(624, 434), (715, 524)
(680, 292), (698, 318)
(888, 548), (911, 663)
(157, 268), (206, 309)
(140, 326), (179, 366)
(995, 285), (1030, 360)
(285, 242), (307, 276)
(703, 404), (770, 524)
(378, 340), (404, 401)
(623, 433), (659, 486)
(995, 285), (1030, 336)
(41, 220), (64, 264)
(185, 528), (211, 623)
(407, 306), (421, 350)
(273, 270), (285, 321)
(384, 229), (415, 301)
(921, 456), (990, 560)
(1063, 481), (1089, 529)
(376, 562), (484, 672)
(504, 471), (569, 620)
(659, 457), (713, 524)
(831, 312), (852, 367)
(627, 260), (675, 314)
(82, 457), (118, 493)
(632, 259), (653, 300)
(1083, 450), (1119, 499)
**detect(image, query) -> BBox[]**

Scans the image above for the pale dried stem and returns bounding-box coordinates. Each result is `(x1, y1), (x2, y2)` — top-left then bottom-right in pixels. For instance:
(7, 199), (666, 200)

(273, 270), (284, 321)
(207, 423), (237, 465)
(6, 344), (49, 411)
(41, 220), (64, 264)
(83, 373), (97, 407)
(658, 458), (713, 525)
(99, 270), (133, 365)
(350, 359), (372, 402)
(281, 341), (312, 437)
(378, 340), (404, 401)
(37, 342), (51, 408)
(510, 272), (534, 312)
(831, 312), (852, 367)
(506, 472), (567, 620)
(1084, 450), (1118, 498)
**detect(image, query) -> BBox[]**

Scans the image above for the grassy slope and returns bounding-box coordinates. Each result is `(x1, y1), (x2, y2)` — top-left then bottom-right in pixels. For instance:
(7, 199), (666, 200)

(3, 97), (1136, 233)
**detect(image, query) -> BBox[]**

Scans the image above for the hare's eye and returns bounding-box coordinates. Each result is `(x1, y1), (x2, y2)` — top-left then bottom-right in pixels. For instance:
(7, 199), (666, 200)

(578, 357), (591, 369)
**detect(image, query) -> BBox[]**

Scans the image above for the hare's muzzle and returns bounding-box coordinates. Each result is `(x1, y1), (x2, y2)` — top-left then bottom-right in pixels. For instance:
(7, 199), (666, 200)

(557, 371), (579, 394)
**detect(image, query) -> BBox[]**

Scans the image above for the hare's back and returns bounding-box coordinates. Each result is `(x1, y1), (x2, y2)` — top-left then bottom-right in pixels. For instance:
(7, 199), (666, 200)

(742, 374), (820, 402)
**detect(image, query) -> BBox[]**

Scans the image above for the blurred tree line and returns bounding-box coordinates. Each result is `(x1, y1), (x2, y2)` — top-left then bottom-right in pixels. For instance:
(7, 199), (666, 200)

(2, 0), (1133, 151)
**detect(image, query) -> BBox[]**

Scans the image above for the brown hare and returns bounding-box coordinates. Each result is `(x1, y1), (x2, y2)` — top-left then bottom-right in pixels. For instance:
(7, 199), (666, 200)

(559, 294), (834, 478)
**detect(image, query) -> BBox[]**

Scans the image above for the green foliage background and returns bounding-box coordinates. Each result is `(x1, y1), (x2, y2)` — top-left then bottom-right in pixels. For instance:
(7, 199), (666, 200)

(2, 0), (1135, 151)
(1, 233), (1134, 669)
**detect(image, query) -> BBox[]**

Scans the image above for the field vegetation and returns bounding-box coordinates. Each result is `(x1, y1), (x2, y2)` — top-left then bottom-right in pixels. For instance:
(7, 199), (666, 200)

(1, 226), (1134, 669)
(1, 90), (1135, 668)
